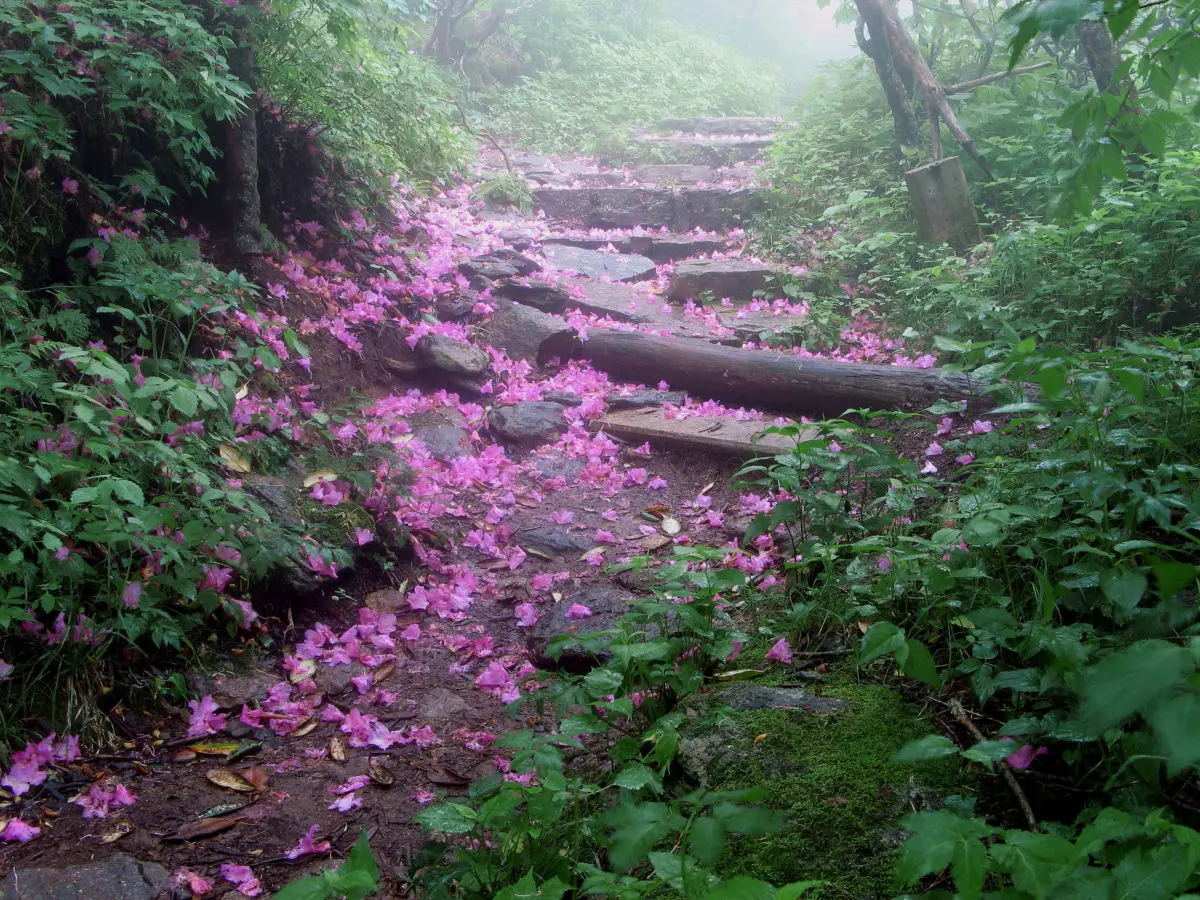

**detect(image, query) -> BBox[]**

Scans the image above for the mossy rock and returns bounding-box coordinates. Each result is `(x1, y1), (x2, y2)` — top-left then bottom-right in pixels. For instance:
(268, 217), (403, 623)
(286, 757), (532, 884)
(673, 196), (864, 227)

(680, 682), (969, 899)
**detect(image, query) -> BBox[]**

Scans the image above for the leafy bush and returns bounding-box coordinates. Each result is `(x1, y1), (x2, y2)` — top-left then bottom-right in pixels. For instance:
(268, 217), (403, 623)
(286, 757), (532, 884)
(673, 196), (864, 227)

(487, 7), (783, 154)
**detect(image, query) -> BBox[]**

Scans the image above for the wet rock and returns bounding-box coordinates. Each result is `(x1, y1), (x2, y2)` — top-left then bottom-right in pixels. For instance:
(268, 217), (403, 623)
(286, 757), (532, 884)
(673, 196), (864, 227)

(487, 400), (569, 446)
(477, 300), (577, 366)
(657, 116), (781, 135)
(710, 683), (847, 715)
(499, 231), (534, 252)
(365, 588), (407, 612)
(566, 280), (660, 324)
(435, 295), (479, 322)
(528, 586), (638, 671)
(409, 410), (475, 460)
(677, 720), (754, 785)
(673, 188), (765, 231)
(314, 661), (367, 696)
(534, 186), (676, 229)
(243, 477), (325, 598)
(415, 334), (490, 377)
(542, 391), (582, 407)
(469, 274), (493, 293)
(627, 233), (727, 263)
(208, 669), (280, 709)
(491, 278), (571, 313)
(488, 247), (542, 275)
(0, 854), (170, 900)
(635, 164), (716, 184)
(419, 687), (470, 722)
(667, 258), (773, 303)
(459, 250), (539, 280)
(532, 455), (586, 484)
(374, 327), (425, 375)
(633, 137), (772, 166)
(516, 524), (593, 556)
(541, 244), (657, 282)
(606, 389), (686, 409)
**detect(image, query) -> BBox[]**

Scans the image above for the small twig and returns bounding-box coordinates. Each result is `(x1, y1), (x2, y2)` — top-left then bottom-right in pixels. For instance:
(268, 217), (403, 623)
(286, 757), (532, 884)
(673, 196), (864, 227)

(952, 700), (1039, 832)
(441, 97), (513, 173)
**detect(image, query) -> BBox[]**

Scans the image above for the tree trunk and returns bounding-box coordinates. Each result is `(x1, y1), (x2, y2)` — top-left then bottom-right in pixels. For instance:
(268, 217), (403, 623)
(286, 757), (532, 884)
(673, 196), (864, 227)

(224, 15), (262, 261)
(855, 14), (921, 152)
(1076, 20), (1121, 92)
(576, 330), (982, 417)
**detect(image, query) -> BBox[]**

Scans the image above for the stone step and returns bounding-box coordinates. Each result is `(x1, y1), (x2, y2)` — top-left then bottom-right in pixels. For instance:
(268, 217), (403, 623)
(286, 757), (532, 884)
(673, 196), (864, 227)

(667, 258), (774, 303)
(593, 405), (817, 458)
(717, 308), (811, 343)
(631, 136), (772, 166)
(533, 186), (763, 231)
(657, 116), (783, 135)
(542, 232), (728, 263)
(562, 281), (711, 339)
(541, 244), (656, 282)
(633, 164), (718, 185)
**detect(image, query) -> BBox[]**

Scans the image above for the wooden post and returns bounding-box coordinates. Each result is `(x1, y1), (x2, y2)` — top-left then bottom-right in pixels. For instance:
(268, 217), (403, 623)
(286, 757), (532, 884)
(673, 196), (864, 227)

(905, 156), (982, 250)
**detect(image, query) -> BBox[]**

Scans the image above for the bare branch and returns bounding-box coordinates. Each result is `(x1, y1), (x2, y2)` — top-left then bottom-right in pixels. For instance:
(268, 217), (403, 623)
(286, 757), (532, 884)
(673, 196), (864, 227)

(944, 61), (1053, 92)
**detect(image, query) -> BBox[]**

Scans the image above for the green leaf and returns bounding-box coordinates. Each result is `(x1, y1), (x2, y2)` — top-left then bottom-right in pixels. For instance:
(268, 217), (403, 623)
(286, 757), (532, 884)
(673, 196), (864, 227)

(893, 735), (958, 763)
(613, 763), (662, 793)
(689, 816), (726, 866)
(859, 621), (905, 665)
(170, 385), (199, 416)
(413, 803), (477, 835)
(1146, 693), (1200, 777)
(703, 877), (776, 900)
(991, 831), (1081, 899)
(895, 810), (994, 900)
(1079, 640), (1193, 734)
(654, 728), (681, 768)
(70, 487), (99, 505)
(109, 478), (145, 506)
(900, 638), (940, 687)
(1100, 569), (1146, 613)
(604, 801), (678, 872)
(271, 878), (333, 900)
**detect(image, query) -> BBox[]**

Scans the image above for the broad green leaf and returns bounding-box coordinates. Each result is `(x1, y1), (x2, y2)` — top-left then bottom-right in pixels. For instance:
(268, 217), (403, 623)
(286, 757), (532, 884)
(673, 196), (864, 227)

(1100, 569), (1146, 613)
(896, 810), (994, 900)
(1079, 640), (1193, 734)
(893, 735), (958, 763)
(1146, 693), (1200, 776)
(689, 816), (726, 866)
(859, 621), (904, 666)
(614, 763), (662, 793)
(901, 638), (940, 687)
(413, 803), (477, 835)
(992, 830), (1081, 899)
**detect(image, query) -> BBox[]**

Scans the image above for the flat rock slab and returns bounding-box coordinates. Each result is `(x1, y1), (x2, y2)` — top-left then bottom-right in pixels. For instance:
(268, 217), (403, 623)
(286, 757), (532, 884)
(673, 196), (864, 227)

(565, 280), (660, 324)
(658, 116), (782, 135)
(477, 301), (577, 366)
(491, 278), (570, 313)
(528, 586), (638, 671)
(542, 233), (728, 263)
(415, 334), (490, 376)
(606, 389), (687, 410)
(594, 406), (817, 458)
(516, 524), (593, 556)
(634, 137), (772, 165)
(1, 855), (171, 900)
(534, 187), (763, 232)
(488, 400), (570, 445)
(712, 683), (847, 715)
(542, 244), (657, 282)
(635, 164), (716, 184)
(409, 411), (475, 459)
(717, 309), (810, 343)
(668, 258), (773, 303)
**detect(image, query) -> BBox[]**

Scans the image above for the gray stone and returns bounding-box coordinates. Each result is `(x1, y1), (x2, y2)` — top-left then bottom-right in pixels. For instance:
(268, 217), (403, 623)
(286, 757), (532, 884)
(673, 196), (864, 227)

(491, 278), (571, 313)
(415, 334), (491, 377)
(477, 300), (577, 366)
(635, 164), (715, 185)
(409, 411), (475, 460)
(532, 456), (586, 484)
(314, 661), (367, 695)
(375, 328), (425, 375)
(628, 234), (728, 263)
(0, 855), (170, 900)
(566, 280), (661, 324)
(710, 683), (847, 715)
(460, 250), (539, 280)
(460, 260), (519, 280)
(673, 188), (765, 231)
(528, 586), (638, 671)
(657, 116), (782, 135)
(419, 687), (471, 722)
(208, 668), (280, 709)
(516, 524), (593, 556)
(542, 244), (657, 282)
(487, 401), (569, 446)
(435, 295), (478, 322)
(677, 720), (754, 785)
(667, 258), (773, 303)
(542, 391), (582, 407)
(606, 389), (687, 410)
(534, 186), (763, 232)
(632, 136), (772, 166)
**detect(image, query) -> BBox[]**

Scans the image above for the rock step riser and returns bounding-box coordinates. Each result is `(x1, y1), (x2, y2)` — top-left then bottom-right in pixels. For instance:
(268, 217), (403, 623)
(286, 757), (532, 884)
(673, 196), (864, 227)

(533, 187), (764, 232)
(541, 235), (728, 264)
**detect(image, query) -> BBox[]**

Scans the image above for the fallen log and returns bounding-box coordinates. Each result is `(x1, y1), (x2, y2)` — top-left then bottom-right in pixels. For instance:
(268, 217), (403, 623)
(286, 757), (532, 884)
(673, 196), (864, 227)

(594, 406), (819, 458)
(576, 330), (983, 417)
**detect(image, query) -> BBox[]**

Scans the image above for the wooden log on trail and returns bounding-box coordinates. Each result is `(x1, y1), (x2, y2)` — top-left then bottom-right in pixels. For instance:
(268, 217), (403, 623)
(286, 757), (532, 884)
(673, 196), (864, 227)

(576, 330), (982, 417)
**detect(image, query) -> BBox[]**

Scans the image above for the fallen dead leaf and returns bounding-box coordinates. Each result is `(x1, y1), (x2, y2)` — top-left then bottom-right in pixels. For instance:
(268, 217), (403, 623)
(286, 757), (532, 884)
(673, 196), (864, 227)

(712, 669), (765, 682)
(206, 768), (256, 793)
(302, 469), (338, 488)
(639, 535), (673, 552)
(427, 766), (470, 787)
(329, 736), (348, 763)
(189, 741), (241, 757)
(173, 750), (197, 763)
(99, 822), (133, 844)
(288, 659), (318, 683)
(225, 740), (262, 764)
(199, 802), (247, 819)
(700, 481), (715, 495)
(292, 717), (318, 737)
(238, 766), (270, 793)
(368, 757), (396, 787)
(164, 812), (247, 842)
(754, 734), (770, 743)
(218, 444), (251, 474)
(372, 662), (395, 684)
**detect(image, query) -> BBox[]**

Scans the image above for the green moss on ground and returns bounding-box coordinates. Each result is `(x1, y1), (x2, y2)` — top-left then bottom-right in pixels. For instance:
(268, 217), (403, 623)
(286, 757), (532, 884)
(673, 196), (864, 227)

(696, 682), (968, 899)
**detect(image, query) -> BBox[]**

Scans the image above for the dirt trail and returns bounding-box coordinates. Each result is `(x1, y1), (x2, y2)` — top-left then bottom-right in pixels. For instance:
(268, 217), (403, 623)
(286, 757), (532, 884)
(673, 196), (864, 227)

(0, 120), (951, 898)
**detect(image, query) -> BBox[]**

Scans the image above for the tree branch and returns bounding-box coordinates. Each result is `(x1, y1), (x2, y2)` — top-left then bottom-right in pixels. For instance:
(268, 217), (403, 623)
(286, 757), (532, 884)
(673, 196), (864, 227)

(944, 61), (1053, 93)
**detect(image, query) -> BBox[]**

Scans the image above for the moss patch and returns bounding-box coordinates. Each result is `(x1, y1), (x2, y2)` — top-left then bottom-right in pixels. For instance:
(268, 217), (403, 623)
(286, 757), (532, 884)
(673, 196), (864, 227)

(688, 682), (968, 899)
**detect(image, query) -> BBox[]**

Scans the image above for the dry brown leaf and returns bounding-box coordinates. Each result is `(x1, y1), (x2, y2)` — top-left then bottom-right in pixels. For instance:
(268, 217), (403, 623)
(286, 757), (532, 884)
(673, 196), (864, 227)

(99, 822), (133, 844)
(173, 750), (197, 763)
(206, 768), (256, 793)
(302, 469), (338, 488)
(329, 735), (348, 763)
(165, 813), (247, 842)
(218, 444), (251, 474)
(427, 766), (470, 787)
(238, 767), (270, 793)
(639, 535), (673, 552)
(699, 481), (715, 495)
(291, 717), (318, 737)
(373, 662), (395, 684)
(368, 757), (396, 787)
(189, 741), (241, 757)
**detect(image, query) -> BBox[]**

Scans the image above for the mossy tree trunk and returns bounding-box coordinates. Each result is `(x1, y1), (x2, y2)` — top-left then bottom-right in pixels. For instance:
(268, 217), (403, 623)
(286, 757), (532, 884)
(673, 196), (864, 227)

(224, 7), (263, 261)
